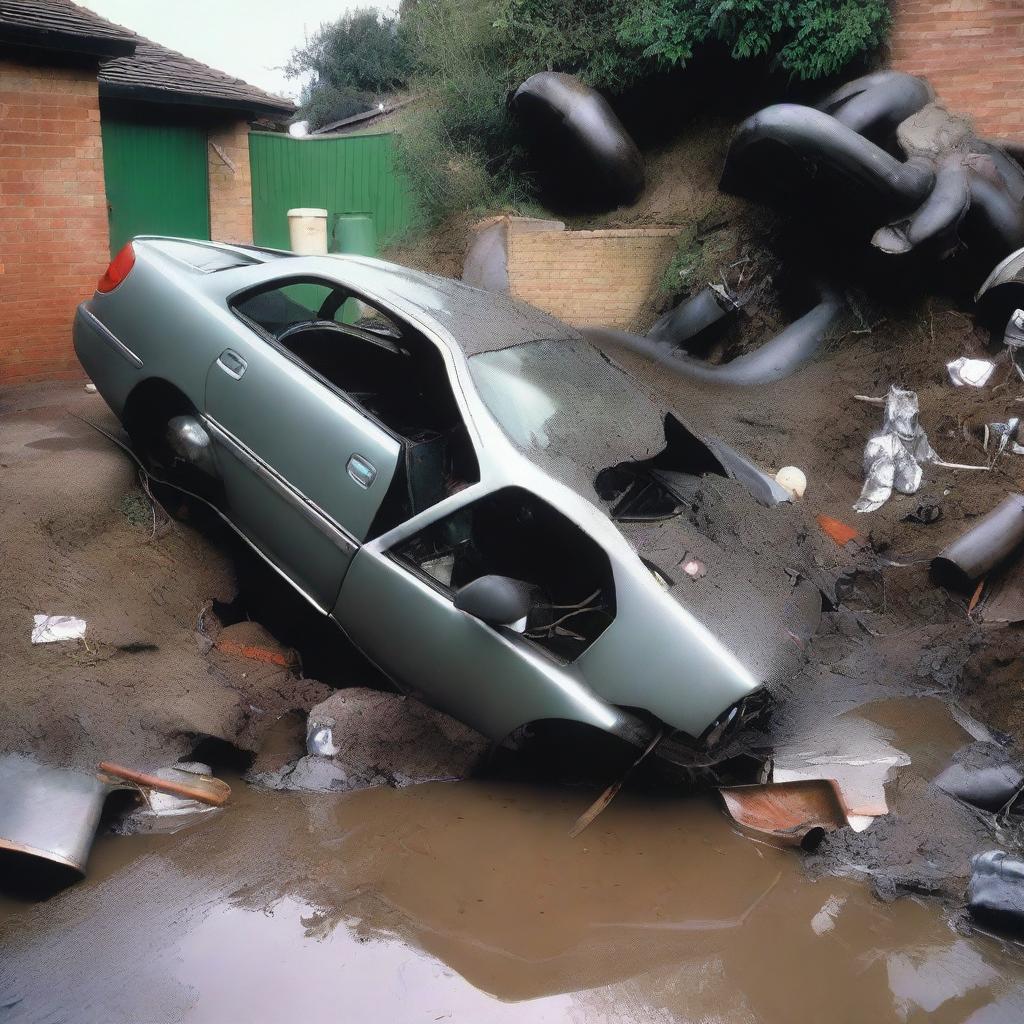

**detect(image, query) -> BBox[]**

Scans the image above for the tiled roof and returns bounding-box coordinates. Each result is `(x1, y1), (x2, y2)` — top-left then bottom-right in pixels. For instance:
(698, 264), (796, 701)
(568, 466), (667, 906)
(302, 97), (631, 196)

(0, 0), (294, 116)
(0, 0), (136, 56)
(99, 36), (296, 116)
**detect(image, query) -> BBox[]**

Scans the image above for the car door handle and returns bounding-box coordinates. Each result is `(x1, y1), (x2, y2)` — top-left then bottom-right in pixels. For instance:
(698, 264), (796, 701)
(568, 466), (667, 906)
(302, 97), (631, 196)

(216, 349), (247, 380)
(347, 454), (377, 488)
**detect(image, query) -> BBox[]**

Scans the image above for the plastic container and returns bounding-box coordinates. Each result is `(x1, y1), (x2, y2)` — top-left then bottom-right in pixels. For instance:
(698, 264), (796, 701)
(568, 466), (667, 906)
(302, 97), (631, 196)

(331, 213), (377, 257)
(287, 208), (329, 255)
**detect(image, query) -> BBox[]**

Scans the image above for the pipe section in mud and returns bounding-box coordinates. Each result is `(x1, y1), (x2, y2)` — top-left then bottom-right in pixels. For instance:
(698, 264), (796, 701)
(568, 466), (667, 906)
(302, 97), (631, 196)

(930, 494), (1024, 591)
(586, 284), (846, 386)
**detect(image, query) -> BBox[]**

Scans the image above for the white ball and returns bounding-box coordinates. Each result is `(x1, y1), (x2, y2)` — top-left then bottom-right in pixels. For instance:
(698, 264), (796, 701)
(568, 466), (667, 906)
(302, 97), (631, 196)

(775, 465), (807, 499)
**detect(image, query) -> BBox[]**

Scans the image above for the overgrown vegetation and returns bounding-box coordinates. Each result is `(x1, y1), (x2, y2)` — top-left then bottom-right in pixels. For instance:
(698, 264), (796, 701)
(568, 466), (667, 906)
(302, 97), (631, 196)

(290, 0), (891, 225)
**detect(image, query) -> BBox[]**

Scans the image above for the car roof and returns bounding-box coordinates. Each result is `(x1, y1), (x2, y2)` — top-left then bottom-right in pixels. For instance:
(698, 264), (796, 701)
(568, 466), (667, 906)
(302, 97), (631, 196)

(136, 238), (579, 359)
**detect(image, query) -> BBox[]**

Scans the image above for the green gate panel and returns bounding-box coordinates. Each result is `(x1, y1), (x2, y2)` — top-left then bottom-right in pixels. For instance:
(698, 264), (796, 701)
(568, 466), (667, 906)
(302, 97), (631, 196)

(102, 118), (210, 254)
(249, 131), (412, 251)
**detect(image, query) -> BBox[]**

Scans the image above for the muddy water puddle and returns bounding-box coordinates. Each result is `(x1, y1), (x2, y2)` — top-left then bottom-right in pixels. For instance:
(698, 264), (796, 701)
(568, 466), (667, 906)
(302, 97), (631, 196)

(3, 765), (1023, 1023)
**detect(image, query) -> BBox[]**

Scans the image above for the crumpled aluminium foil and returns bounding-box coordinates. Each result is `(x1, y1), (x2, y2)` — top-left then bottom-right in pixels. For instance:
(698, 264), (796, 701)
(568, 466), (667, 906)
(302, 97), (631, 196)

(854, 386), (938, 513)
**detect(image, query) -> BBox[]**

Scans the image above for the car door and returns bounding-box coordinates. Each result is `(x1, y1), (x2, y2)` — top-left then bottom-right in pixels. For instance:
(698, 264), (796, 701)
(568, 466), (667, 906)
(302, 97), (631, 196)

(203, 293), (401, 612)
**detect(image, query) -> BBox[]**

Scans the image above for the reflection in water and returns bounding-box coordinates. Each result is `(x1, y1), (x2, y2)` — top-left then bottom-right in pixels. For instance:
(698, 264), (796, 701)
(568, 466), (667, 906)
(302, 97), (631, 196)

(1, 778), (1022, 1024)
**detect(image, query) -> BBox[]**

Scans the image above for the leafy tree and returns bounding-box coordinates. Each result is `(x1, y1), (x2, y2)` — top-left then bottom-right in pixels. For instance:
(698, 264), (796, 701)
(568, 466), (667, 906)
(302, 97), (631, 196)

(286, 8), (412, 129)
(615, 0), (891, 83)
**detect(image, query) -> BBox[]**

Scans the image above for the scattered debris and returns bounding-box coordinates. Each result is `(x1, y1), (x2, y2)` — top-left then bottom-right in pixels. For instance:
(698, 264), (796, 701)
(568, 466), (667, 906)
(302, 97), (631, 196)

(774, 466), (807, 500)
(854, 386), (938, 513)
(968, 850), (1024, 936)
(984, 418), (1024, 460)
(213, 621), (299, 671)
(31, 614), (86, 644)
(0, 754), (107, 875)
(569, 729), (663, 838)
(251, 689), (489, 793)
(720, 779), (847, 849)
(1005, 308), (1024, 350)
(817, 514), (862, 547)
(772, 715), (909, 831)
(947, 357), (996, 387)
(680, 555), (707, 579)
(903, 503), (942, 525)
(97, 760), (230, 807)
(930, 493), (1024, 590)
(108, 762), (228, 835)
(83, 382), (97, 394)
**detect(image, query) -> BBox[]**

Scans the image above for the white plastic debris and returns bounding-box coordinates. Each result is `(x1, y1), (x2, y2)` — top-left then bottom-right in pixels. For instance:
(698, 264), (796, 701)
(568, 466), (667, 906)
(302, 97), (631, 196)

(947, 357), (996, 387)
(31, 614), (86, 644)
(775, 465), (807, 499)
(984, 417), (1024, 458)
(112, 763), (222, 835)
(1004, 309), (1024, 350)
(854, 386), (938, 514)
(84, 382), (98, 394)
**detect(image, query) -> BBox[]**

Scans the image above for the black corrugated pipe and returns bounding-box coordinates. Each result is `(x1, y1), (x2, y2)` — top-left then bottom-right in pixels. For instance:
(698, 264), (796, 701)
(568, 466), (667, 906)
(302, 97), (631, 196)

(584, 283), (846, 386)
(720, 104), (934, 221)
(816, 70), (933, 142)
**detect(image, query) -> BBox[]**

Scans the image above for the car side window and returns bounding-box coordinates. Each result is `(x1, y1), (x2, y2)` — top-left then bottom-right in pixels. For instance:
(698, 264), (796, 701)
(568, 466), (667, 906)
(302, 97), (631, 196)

(392, 487), (616, 662)
(231, 278), (480, 533)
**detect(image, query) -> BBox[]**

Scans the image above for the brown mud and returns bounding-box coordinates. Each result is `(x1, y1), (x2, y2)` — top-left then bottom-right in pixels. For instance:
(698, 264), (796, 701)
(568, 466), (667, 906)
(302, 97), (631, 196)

(2, 776), (1023, 1023)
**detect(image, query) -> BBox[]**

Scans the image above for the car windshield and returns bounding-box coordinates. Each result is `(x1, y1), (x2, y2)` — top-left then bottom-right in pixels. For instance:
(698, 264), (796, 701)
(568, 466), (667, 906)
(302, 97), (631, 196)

(467, 338), (668, 476)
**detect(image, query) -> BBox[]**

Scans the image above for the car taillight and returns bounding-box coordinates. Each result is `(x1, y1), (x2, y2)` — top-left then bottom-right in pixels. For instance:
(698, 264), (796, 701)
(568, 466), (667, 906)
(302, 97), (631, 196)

(97, 242), (135, 293)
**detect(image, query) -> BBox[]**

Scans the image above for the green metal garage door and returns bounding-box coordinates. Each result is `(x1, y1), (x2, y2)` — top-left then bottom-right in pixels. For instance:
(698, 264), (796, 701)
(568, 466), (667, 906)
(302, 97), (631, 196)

(101, 118), (210, 254)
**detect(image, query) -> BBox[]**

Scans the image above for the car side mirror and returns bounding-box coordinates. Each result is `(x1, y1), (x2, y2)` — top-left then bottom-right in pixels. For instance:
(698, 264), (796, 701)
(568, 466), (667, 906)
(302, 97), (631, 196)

(454, 575), (534, 626)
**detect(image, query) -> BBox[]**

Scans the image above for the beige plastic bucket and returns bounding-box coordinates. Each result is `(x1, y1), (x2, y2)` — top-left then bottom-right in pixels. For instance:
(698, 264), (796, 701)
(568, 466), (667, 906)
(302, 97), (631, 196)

(287, 208), (329, 255)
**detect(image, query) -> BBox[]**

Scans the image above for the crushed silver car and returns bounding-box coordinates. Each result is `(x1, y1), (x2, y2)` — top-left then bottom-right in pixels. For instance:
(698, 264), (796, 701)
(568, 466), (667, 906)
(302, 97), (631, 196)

(75, 238), (819, 767)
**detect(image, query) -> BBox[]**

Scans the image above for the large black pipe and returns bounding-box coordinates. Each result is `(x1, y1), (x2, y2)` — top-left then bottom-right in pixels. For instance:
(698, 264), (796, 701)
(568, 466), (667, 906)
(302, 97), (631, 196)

(512, 72), (645, 209)
(930, 493), (1024, 591)
(720, 104), (935, 221)
(816, 70), (933, 142)
(585, 284), (846, 386)
(872, 156), (970, 256)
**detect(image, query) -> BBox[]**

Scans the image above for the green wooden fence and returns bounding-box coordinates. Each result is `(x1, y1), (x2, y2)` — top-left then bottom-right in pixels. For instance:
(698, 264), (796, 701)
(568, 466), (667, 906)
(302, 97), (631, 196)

(248, 131), (413, 251)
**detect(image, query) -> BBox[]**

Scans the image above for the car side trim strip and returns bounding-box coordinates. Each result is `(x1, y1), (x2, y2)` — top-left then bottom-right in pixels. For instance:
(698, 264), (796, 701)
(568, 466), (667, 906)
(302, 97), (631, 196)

(202, 415), (360, 559)
(79, 306), (144, 368)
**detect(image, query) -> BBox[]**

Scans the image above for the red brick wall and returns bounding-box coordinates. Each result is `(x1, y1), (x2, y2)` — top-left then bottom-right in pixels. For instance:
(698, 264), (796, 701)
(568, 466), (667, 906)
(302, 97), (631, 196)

(0, 59), (108, 385)
(208, 118), (253, 244)
(890, 0), (1024, 143)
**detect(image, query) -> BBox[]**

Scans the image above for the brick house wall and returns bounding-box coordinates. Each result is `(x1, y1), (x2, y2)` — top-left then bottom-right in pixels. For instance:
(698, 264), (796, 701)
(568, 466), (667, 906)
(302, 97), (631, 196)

(890, 0), (1024, 142)
(208, 119), (253, 245)
(0, 59), (109, 385)
(470, 218), (680, 330)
